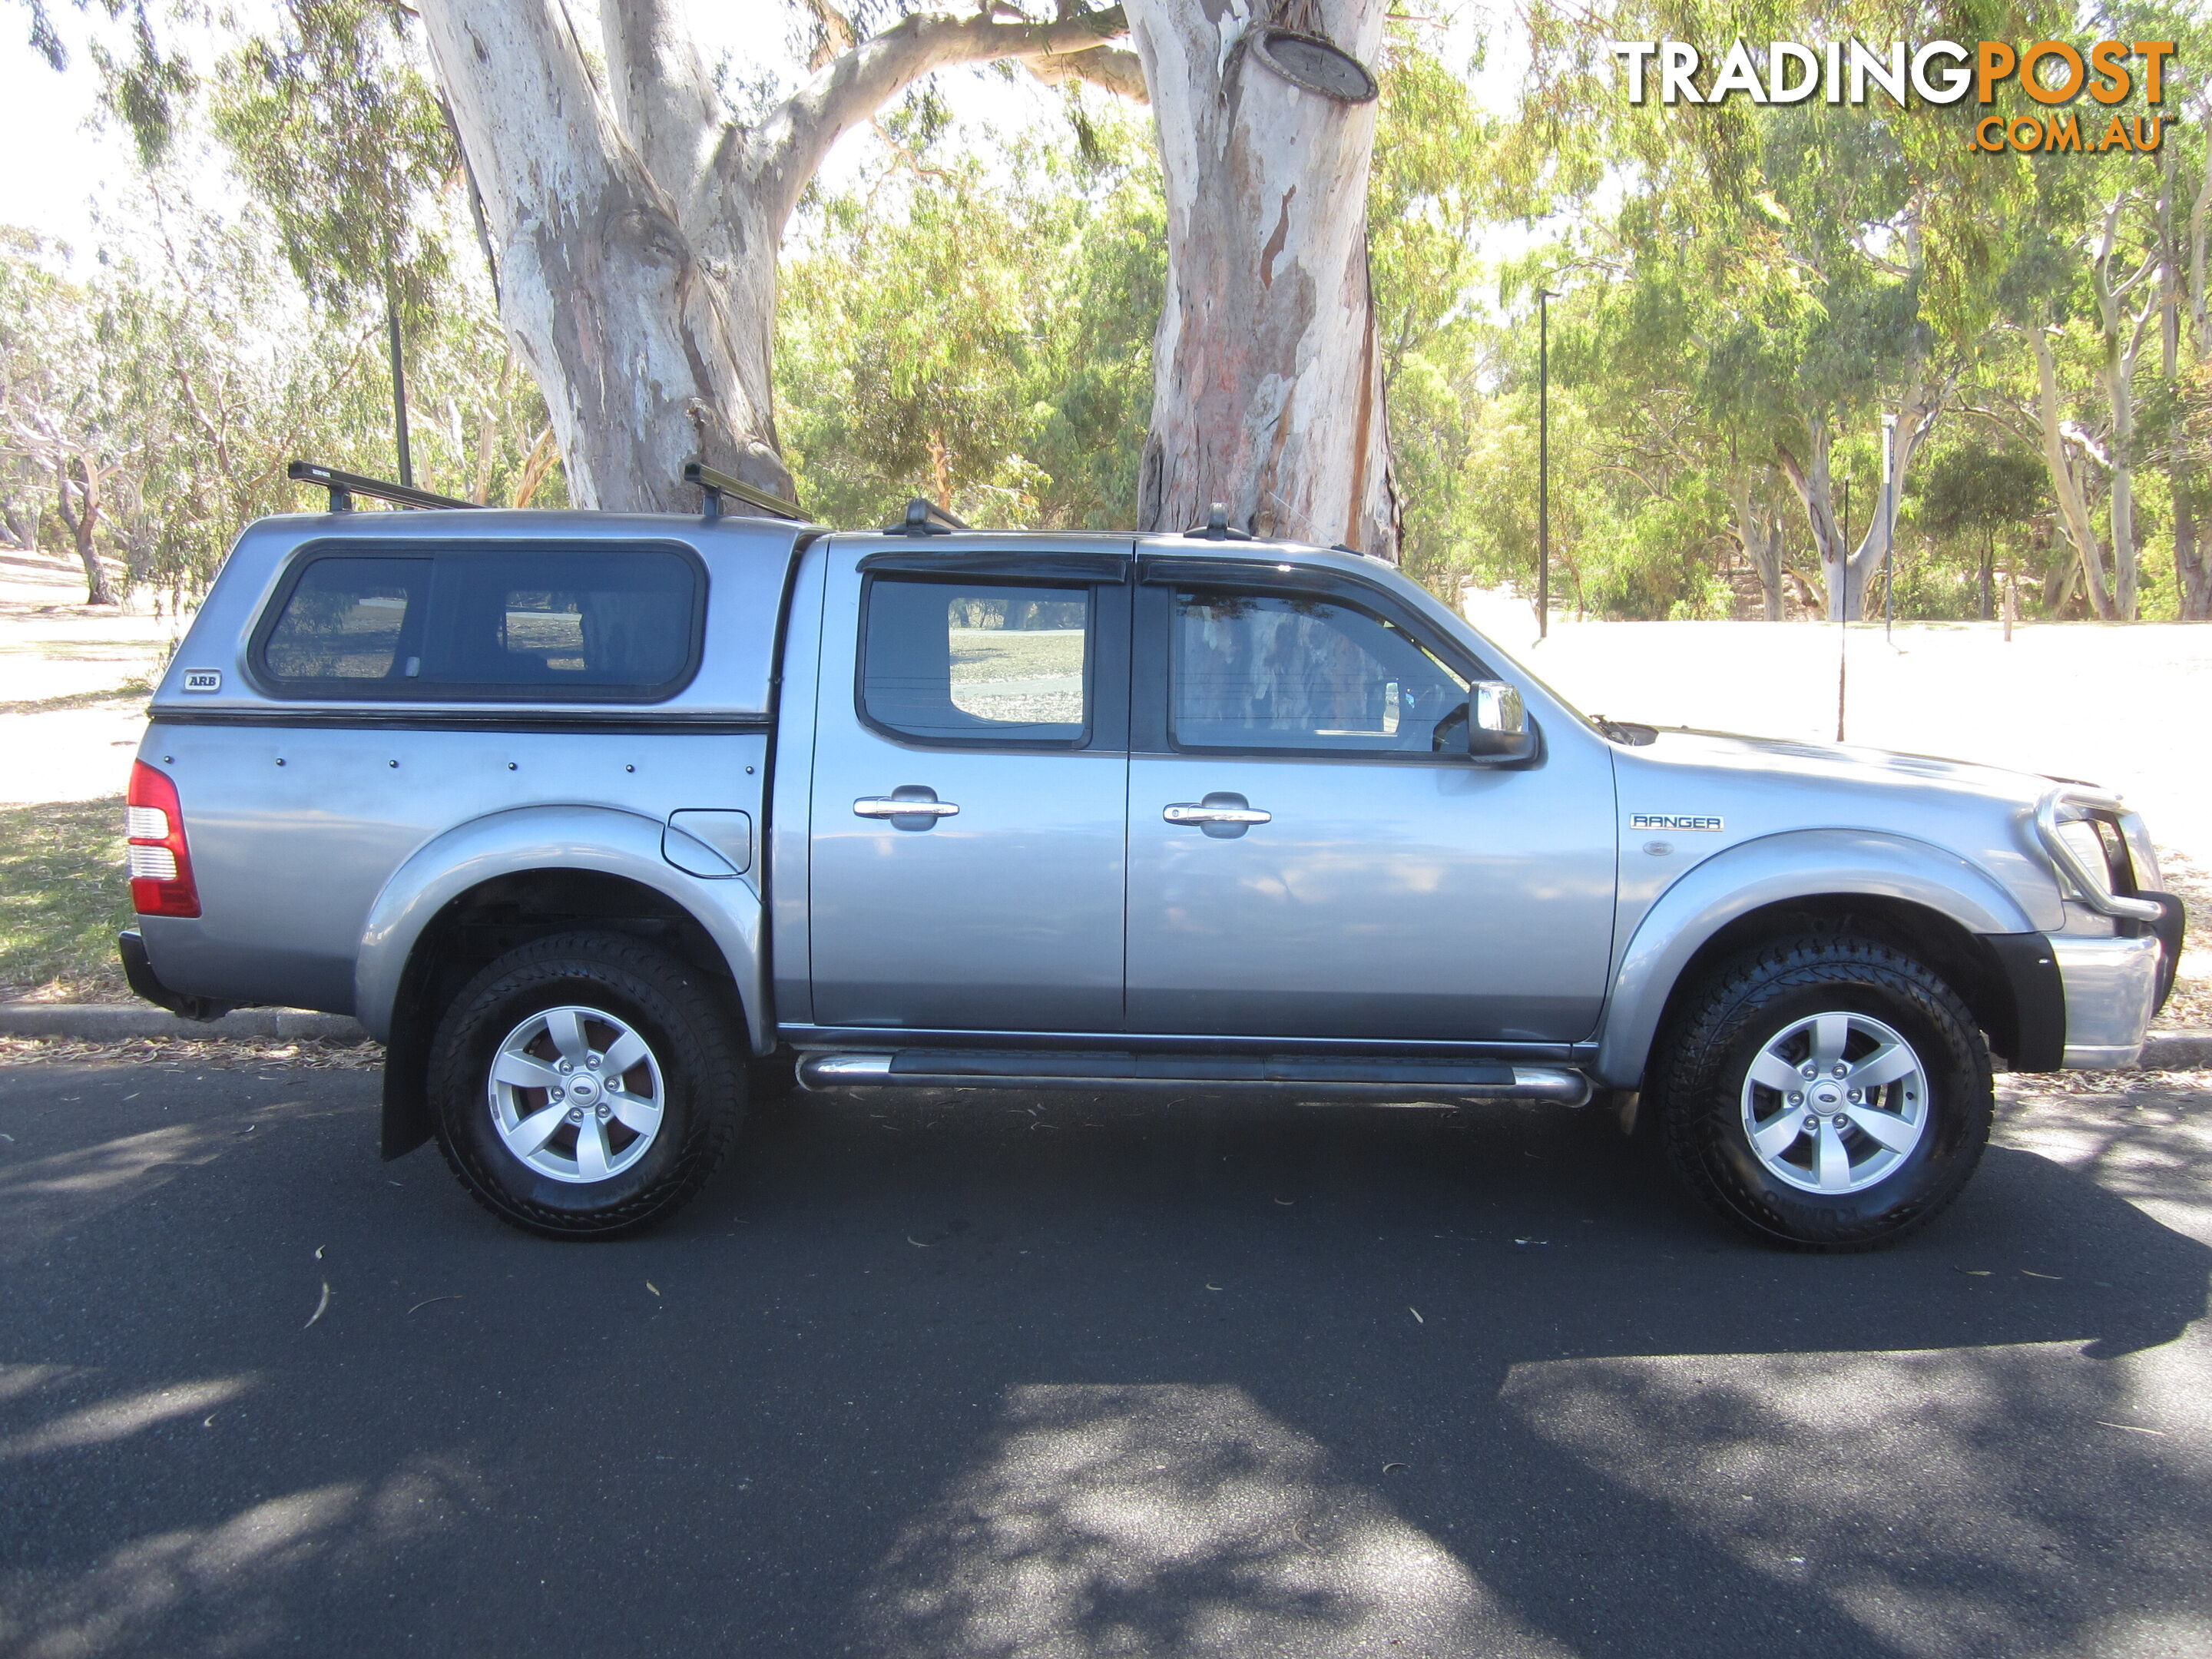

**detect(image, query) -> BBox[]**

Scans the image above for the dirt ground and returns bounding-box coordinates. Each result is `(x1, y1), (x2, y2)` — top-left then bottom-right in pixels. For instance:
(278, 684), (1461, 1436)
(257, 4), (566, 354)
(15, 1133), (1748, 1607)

(0, 550), (186, 806)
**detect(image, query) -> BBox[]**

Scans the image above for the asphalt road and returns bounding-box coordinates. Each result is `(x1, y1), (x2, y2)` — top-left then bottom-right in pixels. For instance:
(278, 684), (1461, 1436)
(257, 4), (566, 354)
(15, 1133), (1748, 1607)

(2, 1061), (2208, 1658)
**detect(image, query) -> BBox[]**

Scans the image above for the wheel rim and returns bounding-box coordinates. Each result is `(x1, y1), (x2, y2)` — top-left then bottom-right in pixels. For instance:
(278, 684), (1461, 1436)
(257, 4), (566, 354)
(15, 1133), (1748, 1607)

(486, 1005), (665, 1184)
(1739, 1012), (1929, 1195)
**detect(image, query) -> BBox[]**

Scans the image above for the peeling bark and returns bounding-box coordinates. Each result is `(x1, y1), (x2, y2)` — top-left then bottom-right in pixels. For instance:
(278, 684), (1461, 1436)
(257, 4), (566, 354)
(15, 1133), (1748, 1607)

(1128, 0), (1398, 558)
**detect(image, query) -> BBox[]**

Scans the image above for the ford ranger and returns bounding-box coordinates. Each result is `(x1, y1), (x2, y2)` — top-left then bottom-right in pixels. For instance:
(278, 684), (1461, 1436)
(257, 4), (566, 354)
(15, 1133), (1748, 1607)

(115, 465), (2186, 1250)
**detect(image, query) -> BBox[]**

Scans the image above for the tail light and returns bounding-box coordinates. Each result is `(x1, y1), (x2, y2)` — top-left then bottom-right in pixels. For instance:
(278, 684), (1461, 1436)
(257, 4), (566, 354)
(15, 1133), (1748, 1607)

(126, 760), (200, 918)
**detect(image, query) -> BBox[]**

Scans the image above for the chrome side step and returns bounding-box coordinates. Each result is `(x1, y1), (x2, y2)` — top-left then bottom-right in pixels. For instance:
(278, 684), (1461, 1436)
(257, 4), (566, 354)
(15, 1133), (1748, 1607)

(796, 1049), (1592, 1106)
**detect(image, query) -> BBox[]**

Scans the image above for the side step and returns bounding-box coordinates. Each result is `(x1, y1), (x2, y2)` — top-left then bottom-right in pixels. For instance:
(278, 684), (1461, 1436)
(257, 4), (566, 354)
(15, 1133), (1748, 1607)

(796, 1049), (1591, 1106)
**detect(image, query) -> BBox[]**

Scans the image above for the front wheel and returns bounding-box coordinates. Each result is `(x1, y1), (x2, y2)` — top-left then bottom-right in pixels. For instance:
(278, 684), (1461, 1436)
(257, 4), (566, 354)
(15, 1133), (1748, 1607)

(427, 931), (747, 1239)
(1651, 931), (1992, 1250)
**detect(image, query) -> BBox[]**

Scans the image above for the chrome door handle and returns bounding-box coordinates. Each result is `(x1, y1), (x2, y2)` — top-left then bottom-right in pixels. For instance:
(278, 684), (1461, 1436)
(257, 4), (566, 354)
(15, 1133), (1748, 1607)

(1164, 803), (1271, 826)
(855, 796), (960, 819)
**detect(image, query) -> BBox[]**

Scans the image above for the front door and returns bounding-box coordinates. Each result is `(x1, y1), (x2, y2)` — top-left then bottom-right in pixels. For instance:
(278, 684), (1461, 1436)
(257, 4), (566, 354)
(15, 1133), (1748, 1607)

(808, 552), (1131, 1032)
(1124, 567), (1617, 1043)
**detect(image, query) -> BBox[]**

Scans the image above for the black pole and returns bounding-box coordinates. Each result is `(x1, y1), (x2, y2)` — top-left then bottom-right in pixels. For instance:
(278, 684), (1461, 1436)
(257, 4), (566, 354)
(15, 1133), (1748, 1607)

(1538, 289), (1555, 640)
(386, 297), (413, 490)
(1836, 475), (1849, 742)
(1884, 540), (1894, 639)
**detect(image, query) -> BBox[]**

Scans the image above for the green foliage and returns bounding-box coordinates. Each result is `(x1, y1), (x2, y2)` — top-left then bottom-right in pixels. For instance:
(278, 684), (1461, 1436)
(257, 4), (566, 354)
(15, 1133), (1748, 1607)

(16, 0), (2212, 625)
(0, 178), (560, 598)
(777, 100), (1162, 529)
(210, 0), (455, 316)
(1916, 444), (2048, 541)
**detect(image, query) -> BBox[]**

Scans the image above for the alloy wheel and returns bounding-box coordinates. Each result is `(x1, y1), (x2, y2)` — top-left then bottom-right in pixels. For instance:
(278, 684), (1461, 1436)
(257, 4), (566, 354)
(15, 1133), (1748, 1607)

(1739, 1011), (1929, 1195)
(486, 1005), (666, 1184)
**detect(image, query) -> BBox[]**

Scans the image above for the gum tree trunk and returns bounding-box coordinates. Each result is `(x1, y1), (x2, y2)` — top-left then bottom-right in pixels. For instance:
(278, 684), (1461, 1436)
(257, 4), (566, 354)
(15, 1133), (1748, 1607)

(54, 459), (117, 606)
(1128, 0), (1399, 558)
(2028, 327), (2118, 619)
(1728, 468), (1784, 619)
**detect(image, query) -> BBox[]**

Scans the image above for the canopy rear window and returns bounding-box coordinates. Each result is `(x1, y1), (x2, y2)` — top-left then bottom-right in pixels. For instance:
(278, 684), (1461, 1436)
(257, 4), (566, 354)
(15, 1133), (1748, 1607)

(253, 545), (704, 702)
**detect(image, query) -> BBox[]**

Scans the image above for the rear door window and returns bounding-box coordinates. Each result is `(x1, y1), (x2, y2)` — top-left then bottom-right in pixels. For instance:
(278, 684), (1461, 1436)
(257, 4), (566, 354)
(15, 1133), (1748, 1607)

(861, 578), (1091, 745)
(257, 546), (704, 701)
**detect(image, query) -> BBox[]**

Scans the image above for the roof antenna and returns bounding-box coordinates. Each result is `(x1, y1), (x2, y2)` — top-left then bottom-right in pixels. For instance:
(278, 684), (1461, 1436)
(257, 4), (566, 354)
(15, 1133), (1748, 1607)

(1183, 502), (1253, 541)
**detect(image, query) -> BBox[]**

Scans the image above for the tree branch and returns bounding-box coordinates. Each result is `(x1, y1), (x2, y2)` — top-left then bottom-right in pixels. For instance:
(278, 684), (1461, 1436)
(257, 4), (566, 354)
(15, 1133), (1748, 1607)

(601, 0), (724, 195)
(2191, 124), (2212, 347)
(742, 3), (1131, 230)
(796, 0), (858, 69)
(1024, 42), (1147, 101)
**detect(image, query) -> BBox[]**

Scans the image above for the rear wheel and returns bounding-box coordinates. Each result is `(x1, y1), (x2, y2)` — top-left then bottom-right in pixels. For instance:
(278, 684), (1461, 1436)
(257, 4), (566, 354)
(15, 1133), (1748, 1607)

(1651, 931), (1992, 1250)
(428, 931), (745, 1238)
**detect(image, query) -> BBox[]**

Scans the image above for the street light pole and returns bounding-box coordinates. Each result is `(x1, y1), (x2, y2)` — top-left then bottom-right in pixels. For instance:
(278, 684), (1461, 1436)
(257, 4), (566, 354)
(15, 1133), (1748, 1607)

(1538, 288), (1558, 639)
(387, 299), (413, 490)
(1881, 412), (1896, 641)
(1837, 475), (1849, 742)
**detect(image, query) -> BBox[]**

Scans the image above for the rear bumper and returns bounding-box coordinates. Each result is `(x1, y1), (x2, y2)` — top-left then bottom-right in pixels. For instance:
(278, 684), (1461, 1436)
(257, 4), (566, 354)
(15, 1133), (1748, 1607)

(2052, 933), (2163, 1069)
(117, 929), (233, 1023)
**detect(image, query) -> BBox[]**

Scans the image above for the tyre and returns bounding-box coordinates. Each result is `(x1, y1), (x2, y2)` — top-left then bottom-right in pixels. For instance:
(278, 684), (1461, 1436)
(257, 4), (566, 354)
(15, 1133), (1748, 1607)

(427, 930), (747, 1238)
(1651, 930), (1992, 1251)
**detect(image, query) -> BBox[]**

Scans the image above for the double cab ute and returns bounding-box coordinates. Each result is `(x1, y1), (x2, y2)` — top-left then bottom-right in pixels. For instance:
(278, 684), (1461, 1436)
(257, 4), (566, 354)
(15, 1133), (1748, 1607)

(118, 484), (2187, 1249)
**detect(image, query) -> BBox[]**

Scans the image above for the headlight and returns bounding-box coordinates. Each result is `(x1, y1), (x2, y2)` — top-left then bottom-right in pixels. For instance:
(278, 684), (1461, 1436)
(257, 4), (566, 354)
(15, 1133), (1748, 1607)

(2054, 817), (2124, 902)
(2035, 787), (2164, 922)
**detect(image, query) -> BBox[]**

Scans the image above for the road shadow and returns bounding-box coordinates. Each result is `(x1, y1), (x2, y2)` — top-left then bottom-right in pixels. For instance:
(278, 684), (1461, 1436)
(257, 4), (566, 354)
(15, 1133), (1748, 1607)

(0, 1068), (2207, 1658)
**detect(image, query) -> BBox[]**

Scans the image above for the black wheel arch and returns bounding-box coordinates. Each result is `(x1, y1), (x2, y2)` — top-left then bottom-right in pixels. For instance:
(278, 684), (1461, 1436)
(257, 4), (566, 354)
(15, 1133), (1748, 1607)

(1645, 894), (2052, 1082)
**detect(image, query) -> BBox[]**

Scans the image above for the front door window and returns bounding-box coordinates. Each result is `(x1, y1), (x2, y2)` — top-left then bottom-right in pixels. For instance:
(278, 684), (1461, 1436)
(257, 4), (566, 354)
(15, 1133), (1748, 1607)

(1170, 587), (1470, 754)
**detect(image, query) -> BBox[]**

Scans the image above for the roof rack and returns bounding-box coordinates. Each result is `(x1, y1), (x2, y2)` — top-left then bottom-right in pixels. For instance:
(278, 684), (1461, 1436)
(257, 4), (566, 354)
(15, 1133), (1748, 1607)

(684, 459), (806, 523)
(1184, 502), (1253, 541)
(288, 460), (481, 512)
(884, 498), (971, 537)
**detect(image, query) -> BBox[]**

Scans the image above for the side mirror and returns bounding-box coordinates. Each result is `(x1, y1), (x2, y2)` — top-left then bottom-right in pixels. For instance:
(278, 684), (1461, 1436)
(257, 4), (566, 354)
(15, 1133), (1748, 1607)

(1467, 680), (1535, 761)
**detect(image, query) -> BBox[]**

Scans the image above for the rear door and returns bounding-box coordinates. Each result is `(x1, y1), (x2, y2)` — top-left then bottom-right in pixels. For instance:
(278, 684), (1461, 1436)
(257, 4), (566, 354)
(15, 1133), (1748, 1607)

(806, 545), (1132, 1033)
(1123, 560), (1617, 1044)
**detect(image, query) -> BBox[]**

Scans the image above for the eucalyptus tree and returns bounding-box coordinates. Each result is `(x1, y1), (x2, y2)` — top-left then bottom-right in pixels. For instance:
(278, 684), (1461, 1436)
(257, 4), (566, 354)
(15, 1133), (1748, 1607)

(1124, 0), (1399, 555)
(0, 241), (122, 602)
(2156, 27), (2212, 619)
(1517, 0), (2051, 618)
(1366, 30), (1503, 589)
(1915, 442), (2048, 618)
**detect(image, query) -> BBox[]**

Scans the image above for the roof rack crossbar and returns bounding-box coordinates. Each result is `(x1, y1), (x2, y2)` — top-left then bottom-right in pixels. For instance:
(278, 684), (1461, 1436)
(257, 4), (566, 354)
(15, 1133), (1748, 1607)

(684, 459), (806, 523)
(884, 497), (970, 537)
(287, 460), (481, 512)
(1184, 502), (1253, 541)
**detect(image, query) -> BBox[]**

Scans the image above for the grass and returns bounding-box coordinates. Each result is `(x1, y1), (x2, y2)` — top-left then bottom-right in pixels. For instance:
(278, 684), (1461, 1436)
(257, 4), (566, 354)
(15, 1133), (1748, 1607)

(949, 627), (1085, 683)
(0, 680), (150, 717)
(0, 796), (132, 1001)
